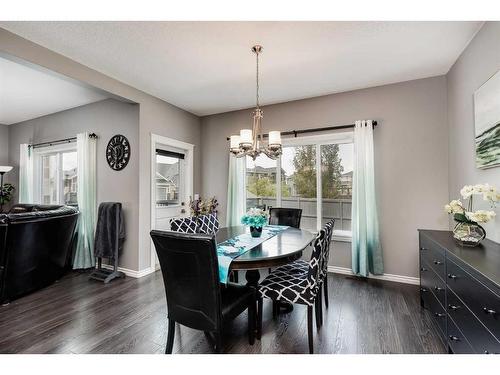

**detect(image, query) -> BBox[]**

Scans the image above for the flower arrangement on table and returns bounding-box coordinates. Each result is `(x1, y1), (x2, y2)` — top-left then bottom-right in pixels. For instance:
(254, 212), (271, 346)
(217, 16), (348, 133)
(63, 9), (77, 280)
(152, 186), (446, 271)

(241, 207), (269, 238)
(445, 183), (498, 246)
(189, 196), (218, 217)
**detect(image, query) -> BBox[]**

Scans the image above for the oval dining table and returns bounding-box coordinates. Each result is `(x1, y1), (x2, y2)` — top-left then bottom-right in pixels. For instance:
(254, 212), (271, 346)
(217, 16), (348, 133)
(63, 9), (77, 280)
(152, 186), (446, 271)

(215, 225), (315, 311)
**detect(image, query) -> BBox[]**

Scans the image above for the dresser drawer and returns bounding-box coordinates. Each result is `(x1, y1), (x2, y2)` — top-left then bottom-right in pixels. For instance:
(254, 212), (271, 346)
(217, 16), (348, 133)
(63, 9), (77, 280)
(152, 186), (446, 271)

(447, 287), (500, 354)
(421, 286), (447, 339)
(447, 316), (475, 354)
(419, 236), (446, 280)
(420, 261), (446, 308)
(447, 259), (500, 340)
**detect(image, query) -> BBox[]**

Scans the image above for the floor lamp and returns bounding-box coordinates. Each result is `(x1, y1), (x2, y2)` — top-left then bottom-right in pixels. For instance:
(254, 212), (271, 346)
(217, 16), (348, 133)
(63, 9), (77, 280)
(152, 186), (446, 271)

(0, 166), (13, 213)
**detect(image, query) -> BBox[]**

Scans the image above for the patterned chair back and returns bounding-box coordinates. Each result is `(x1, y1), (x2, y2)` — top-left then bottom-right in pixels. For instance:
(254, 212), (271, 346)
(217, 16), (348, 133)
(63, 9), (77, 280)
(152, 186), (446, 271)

(320, 219), (335, 277)
(306, 229), (326, 291)
(169, 216), (199, 233)
(198, 213), (220, 235)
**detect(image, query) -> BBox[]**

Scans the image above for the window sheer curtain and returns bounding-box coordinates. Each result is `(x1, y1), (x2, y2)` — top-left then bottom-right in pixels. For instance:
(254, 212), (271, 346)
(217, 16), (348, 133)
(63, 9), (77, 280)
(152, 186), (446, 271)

(18, 144), (34, 203)
(226, 155), (246, 226)
(351, 120), (383, 277)
(73, 132), (97, 269)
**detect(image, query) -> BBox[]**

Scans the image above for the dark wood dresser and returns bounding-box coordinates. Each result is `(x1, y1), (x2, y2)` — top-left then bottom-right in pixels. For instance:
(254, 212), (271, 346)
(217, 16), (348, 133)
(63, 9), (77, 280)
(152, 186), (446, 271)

(419, 230), (500, 354)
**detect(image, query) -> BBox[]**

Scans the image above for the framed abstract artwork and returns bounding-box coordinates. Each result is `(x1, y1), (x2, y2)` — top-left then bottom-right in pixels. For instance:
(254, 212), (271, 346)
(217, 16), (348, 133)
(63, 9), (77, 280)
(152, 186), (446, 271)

(474, 69), (500, 169)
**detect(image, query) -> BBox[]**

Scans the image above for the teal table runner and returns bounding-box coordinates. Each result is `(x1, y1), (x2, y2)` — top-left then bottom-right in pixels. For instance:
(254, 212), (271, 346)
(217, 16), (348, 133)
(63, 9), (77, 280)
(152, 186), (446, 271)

(216, 225), (289, 284)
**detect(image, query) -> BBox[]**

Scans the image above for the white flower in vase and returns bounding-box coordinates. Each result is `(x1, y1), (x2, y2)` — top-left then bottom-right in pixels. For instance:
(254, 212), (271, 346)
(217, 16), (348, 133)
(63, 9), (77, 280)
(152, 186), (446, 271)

(465, 210), (496, 224)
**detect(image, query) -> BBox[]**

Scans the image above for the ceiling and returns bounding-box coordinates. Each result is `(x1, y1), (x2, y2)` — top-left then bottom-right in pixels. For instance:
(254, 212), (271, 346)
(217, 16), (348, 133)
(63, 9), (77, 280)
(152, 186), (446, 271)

(0, 56), (108, 125)
(0, 21), (483, 116)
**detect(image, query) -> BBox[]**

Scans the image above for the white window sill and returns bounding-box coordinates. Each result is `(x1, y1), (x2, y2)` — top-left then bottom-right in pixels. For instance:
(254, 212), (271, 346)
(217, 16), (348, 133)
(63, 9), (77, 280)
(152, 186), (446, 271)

(332, 230), (352, 243)
(309, 229), (352, 243)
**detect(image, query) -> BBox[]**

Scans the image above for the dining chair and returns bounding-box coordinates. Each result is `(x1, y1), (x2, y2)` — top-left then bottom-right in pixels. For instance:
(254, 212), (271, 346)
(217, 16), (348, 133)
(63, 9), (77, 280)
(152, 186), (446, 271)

(272, 219), (334, 328)
(257, 230), (326, 354)
(198, 213), (220, 235)
(319, 219), (335, 309)
(169, 216), (198, 233)
(268, 207), (302, 228)
(150, 230), (256, 353)
(267, 208), (303, 303)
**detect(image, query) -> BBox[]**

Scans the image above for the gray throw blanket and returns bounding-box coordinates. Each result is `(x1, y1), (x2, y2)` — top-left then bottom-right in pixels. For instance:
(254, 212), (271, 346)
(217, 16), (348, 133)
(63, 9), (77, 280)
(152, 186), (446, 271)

(94, 202), (125, 259)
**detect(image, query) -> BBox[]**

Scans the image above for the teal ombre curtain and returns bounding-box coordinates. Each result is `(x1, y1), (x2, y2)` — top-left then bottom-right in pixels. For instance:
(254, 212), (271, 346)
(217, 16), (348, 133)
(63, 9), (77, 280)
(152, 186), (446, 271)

(18, 144), (33, 203)
(73, 132), (97, 269)
(226, 155), (246, 226)
(351, 120), (383, 277)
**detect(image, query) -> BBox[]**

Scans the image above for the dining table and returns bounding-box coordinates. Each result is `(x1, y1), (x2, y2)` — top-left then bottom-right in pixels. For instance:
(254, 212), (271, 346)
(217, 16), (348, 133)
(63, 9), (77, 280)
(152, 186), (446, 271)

(216, 225), (315, 311)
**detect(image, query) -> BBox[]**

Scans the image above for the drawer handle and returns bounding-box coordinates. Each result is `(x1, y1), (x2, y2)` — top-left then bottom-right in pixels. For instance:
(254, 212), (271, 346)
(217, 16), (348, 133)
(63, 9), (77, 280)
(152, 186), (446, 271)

(420, 267), (427, 272)
(448, 304), (461, 311)
(447, 274), (458, 280)
(420, 287), (428, 292)
(434, 312), (445, 318)
(483, 307), (497, 315)
(434, 286), (444, 292)
(449, 335), (461, 342)
(433, 260), (443, 265)
(420, 247), (427, 251)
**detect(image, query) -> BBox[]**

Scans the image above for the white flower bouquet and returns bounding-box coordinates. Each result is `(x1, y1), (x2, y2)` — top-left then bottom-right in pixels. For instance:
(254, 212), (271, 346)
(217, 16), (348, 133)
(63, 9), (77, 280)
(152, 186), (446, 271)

(445, 184), (498, 246)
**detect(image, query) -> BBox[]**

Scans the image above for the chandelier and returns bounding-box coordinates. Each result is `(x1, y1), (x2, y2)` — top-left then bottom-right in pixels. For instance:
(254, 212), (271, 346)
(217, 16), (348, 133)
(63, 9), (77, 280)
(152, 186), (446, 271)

(229, 45), (282, 160)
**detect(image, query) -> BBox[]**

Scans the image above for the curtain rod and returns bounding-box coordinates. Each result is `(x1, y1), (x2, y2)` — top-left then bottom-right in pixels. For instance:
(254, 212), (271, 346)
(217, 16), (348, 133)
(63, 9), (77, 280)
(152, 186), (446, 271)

(225, 120), (378, 140)
(29, 133), (98, 149)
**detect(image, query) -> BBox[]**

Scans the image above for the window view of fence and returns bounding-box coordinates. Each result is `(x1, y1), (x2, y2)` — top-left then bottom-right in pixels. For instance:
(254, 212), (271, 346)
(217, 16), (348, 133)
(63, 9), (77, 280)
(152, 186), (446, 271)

(246, 141), (353, 234)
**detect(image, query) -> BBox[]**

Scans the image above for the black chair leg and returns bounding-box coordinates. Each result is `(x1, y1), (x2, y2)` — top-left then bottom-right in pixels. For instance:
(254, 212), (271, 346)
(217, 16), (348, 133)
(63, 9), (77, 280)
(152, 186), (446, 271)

(319, 288), (323, 327)
(324, 279), (329, 309)
(307, 305), (314, 354)
(214, 330), (223, 353)
(165, 318), (175, 354)
(234, 271), (239, 283)
(272, 300), (278, 318)
(248, 297), (256, 345)
(315, 297), (321, 331)
(257, 298), (263, 340)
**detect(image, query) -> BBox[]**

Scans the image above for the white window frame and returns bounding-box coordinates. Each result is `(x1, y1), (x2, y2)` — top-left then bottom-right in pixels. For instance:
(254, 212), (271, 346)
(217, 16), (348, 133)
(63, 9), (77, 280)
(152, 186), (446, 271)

(245, 131), (354, 241)
(33, 142), (78, 206)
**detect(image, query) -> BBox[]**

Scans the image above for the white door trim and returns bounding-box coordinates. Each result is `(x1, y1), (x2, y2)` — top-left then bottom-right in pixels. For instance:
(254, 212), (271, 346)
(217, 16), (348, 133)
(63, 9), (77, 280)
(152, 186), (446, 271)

(150, 133), (194, 271)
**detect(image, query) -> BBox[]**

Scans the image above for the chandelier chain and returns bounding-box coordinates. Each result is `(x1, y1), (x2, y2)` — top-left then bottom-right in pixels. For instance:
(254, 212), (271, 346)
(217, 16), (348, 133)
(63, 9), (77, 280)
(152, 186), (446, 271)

(256, 49), (260, 108)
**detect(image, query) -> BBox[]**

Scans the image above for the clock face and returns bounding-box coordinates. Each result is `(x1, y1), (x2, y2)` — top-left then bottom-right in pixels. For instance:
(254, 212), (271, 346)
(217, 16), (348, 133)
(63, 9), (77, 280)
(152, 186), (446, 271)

(106, 134), (130, 171)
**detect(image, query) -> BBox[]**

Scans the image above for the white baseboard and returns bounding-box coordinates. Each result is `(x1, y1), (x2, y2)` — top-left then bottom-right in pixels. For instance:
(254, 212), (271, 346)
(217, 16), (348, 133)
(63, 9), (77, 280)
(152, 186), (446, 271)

(101, 264), (156, 278)
(328, 266), (420, 286)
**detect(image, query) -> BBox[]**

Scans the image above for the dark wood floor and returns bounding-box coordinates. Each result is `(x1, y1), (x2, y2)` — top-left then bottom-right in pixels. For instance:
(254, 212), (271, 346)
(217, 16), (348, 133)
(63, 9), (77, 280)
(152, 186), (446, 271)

(0, 271), (446, 354)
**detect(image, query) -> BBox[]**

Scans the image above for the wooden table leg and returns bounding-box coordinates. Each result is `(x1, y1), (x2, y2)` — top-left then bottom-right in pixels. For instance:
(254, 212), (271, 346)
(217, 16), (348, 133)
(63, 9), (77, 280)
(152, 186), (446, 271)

(245, 269), (260, 289)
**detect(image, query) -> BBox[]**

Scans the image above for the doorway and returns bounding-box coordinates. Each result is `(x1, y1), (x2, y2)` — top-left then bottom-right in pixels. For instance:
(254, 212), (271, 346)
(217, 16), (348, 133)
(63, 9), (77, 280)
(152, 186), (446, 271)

(150, 134), (194, 270)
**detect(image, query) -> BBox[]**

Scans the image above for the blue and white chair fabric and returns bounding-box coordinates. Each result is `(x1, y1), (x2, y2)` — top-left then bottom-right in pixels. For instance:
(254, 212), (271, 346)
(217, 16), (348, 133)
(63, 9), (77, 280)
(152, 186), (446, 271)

(198, 213), (220, 235)
(259, 230), (325, 307)
(169, 213), (219, 235)
(169, 216), (199, 233)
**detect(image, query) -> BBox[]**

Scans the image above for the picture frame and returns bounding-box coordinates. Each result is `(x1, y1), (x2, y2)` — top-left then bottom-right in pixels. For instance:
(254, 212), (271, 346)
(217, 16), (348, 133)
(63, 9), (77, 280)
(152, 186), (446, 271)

(474, 69), (500, 169)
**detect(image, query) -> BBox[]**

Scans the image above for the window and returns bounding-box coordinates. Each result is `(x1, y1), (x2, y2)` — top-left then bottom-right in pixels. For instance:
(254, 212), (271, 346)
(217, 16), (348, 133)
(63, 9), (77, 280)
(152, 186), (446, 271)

(155, 149), (184, 207)
(245, 132), (353, 238)
(245, 154), (277, 210)
(35, 145), (78, 206)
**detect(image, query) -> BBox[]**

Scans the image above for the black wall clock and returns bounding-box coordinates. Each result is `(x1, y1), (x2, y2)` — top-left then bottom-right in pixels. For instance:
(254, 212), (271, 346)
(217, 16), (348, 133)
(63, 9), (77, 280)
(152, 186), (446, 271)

(106, 134), (131, 171)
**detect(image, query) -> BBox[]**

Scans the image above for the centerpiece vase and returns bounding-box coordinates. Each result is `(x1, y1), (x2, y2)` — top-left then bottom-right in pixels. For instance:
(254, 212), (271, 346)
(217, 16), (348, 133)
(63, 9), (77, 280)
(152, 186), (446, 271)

(250, 226), (263, 238)
(452, 221), (486, 247)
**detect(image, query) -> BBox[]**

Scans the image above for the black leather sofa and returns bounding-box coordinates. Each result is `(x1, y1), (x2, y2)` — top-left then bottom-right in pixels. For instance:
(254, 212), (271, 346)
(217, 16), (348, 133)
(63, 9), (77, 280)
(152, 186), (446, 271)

(0, 204), (79, 304)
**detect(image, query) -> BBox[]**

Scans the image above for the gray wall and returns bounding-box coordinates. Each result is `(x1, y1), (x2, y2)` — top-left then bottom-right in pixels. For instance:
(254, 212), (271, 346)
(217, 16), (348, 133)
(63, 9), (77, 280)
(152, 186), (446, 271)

(201, 76), (449, 278)
(447, 21), (500, 243)
(0, 28), (201, 272)
(8, 99), (140, 271)
(0, 124), (8, 164)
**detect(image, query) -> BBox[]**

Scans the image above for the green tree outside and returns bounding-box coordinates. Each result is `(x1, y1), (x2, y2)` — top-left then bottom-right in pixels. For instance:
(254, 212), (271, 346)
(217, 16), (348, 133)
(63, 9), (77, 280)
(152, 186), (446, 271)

(291, 144), (344, 199)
